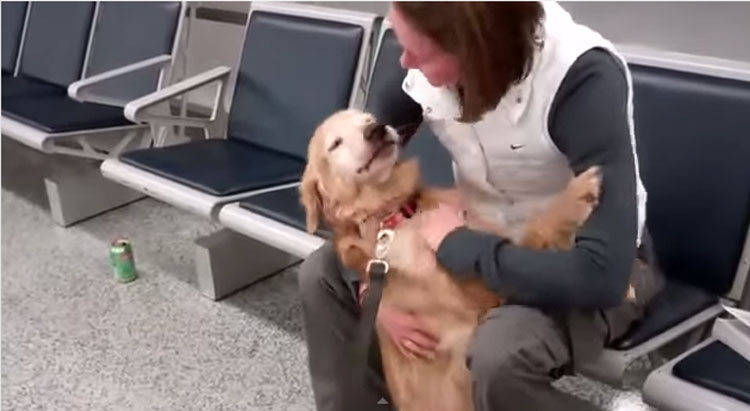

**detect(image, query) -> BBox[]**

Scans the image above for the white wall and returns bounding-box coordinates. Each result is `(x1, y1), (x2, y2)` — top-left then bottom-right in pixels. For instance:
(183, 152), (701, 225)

(178, 1), (750, 109)
(561, 2), (750, 63)
(307, 1), (388, 15)
(307, 1), (750, 63)
(177, 4), (248, 109)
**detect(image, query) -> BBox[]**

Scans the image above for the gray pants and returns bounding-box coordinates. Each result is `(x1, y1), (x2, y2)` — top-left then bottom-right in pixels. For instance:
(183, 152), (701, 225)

(298, 242), (662, 411)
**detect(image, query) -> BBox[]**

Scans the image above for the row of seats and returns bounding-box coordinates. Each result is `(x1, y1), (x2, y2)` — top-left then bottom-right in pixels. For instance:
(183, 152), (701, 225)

(1, 1), (182, 157)
(3, 2), (749, 409)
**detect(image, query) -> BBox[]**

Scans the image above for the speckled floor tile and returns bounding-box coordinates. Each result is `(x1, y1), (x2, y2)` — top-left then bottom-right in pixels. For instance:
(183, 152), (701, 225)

(2, 147), (313, 411)
(2, 140), (655, 411)
(555, 375), (655, 411)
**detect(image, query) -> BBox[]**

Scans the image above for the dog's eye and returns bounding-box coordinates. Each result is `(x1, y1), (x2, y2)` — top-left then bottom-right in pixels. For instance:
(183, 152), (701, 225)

(328, 137), (343, 152)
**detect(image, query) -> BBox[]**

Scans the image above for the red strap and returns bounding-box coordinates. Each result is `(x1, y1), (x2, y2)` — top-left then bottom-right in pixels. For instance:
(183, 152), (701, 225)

(380, 199), (418, 229)
(400, 200), (417, 217)
(381, 212), (405, 229)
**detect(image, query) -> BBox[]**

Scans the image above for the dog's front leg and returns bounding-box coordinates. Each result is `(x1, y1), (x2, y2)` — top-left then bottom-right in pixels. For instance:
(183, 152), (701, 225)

(520, 166), (602, 249)
(336, 235), (373, 281)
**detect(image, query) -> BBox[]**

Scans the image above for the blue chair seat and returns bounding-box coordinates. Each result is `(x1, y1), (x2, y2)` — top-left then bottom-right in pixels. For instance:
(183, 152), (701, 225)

(673, 341), (750, 404)
(608, 279), (718, 350)
(121, 139), (305, 196)
(2, 93), (131, 133)
(239, 186), (332, 239)
(1, 74), (65, 99)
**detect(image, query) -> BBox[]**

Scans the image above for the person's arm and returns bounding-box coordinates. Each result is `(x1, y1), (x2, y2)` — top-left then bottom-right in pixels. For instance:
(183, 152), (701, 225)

(436, 49), (638, 309)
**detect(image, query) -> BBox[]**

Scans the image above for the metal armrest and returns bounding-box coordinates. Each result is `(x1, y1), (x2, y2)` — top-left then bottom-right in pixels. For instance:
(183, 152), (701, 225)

(68, 55), (173, 106)
(123, 66), (232, 127)
(577, 302), (725, 388)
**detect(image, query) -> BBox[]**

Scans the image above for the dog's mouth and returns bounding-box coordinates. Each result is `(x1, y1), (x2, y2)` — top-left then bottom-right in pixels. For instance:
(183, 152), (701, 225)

(357, 140), (396, 174)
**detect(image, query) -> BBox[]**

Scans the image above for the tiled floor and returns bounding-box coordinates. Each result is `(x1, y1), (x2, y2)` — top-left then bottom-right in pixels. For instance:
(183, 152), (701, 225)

(1, 139), (654, 410)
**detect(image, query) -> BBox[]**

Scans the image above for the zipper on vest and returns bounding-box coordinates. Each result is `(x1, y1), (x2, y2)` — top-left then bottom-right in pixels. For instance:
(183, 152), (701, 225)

(470, 125), (515, 206)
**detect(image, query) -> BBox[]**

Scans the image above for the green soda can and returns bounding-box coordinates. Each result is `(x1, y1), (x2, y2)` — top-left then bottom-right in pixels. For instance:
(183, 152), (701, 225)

(109, 239), (138, 283)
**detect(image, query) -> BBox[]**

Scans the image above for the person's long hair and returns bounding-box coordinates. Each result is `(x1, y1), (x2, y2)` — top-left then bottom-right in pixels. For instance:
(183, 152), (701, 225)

(394, 2), (544, 123)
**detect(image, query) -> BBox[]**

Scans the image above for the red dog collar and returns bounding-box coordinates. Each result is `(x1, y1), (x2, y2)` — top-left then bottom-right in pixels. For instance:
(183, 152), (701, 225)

(380, 199), (418, 229)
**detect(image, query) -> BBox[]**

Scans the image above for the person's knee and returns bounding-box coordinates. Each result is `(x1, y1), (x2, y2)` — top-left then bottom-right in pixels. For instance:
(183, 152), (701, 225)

(466, 306), (569, 385)
(466, 334), (523, 385)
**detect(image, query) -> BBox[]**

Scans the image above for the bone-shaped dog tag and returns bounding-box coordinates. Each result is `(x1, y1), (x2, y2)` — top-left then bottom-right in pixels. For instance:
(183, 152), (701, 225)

(375, 229), (395, 260)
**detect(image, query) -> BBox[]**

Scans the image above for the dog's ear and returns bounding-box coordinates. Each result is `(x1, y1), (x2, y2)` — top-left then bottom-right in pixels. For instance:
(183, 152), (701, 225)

(300, 163), (323, 234)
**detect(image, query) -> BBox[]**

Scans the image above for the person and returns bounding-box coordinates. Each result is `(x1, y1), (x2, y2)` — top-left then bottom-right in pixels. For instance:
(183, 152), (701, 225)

(298, 2), (665, 410)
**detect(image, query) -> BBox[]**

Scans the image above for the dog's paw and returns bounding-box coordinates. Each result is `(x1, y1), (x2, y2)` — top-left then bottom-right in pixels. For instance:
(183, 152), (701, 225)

(570, 166), (602, 204)
(564, 166), (602, 224)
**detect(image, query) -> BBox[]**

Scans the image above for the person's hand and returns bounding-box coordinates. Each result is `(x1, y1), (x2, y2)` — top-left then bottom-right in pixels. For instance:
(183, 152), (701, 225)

(358, 282), (370, 306)
(376, 304), (439, 360)
(418, 203), (465, 251)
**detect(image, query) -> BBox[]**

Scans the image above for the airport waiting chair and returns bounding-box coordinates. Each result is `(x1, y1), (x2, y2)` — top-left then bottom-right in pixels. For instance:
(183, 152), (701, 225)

(1, 2), (184, 226)
(578, 56), (750, 389)
(216, 23), (454, 299)
(2, 1), (183, 158)
(1, 2), (28, 79)
(99, 3), (377, 299)
(643, 313), (750, 411)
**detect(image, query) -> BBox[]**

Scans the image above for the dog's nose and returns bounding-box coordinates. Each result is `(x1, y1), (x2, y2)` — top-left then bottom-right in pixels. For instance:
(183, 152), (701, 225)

(364, 123), (386, 142)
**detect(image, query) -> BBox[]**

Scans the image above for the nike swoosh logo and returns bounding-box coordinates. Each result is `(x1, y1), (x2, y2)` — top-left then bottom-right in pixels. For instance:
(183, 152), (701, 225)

(510, 144), (524, 150)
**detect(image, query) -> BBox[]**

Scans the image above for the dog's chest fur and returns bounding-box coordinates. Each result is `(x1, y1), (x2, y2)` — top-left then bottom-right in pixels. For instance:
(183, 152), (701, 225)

(374, 217), (487, 411)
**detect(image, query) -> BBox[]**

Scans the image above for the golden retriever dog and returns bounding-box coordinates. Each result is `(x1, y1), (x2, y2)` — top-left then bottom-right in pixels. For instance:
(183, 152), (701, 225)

(300, 109), (603, 411)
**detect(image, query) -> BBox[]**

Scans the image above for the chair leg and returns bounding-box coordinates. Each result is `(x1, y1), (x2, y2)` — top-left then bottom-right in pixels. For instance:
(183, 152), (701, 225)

(194, 228), (301, 301)
(44, 165), (144, 227)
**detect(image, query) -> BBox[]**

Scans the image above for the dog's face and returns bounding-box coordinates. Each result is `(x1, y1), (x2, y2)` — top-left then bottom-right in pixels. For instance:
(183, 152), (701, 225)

(318, 109), (401, 184)
(301, 109), (404, 232)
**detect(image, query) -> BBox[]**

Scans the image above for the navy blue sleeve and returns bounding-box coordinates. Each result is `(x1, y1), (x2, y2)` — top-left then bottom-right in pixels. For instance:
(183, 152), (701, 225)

(435, 48), (638, 309)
